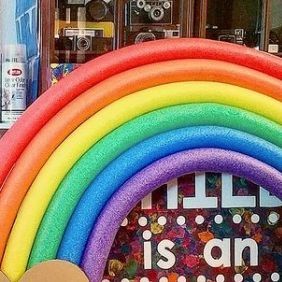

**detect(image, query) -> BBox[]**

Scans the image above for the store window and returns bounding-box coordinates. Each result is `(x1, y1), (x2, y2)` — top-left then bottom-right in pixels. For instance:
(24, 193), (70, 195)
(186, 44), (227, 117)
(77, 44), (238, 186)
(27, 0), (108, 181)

(55, 0), (117, 64)
(42, 0), (281, 89)
(53, 0), (186, 64)
(122, 0), (185, 47)
(49, 0), (188, 85)
(269, 0), (282, 54)
(205, 0), (264, 49)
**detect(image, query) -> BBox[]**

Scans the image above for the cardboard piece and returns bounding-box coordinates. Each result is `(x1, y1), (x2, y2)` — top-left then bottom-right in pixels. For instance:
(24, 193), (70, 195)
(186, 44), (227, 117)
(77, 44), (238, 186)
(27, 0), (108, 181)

(0, 271), (9, 282)
(19, 260), (89, 282)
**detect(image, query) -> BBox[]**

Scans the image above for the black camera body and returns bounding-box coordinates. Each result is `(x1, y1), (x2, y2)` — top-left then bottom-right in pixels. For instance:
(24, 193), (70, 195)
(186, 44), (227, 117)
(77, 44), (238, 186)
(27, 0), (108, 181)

(59, 0), (114, 22)
(217, 29), (245, 45)
(124, 0), (179, 46)
(85, 0), (115, 22)
(56, 27), (113, 63)
(56, 0), (116, 63)
(125, 27), (179, 45)
(128, 0), (173, 25)
(59, 28), (104, 52)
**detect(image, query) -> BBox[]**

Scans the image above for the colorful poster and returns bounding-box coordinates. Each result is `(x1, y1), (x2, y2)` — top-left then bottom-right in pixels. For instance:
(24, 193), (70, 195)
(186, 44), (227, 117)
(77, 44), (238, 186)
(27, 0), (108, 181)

(51, 64), (81, 85)
(103, 173), (282, 281)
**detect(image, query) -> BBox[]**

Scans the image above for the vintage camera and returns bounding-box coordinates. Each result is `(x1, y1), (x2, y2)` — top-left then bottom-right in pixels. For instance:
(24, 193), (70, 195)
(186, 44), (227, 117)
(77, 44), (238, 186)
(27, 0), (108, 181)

(57, 28), (104, 52)
(55, 0), (115, 63)
(126, 27), (179, 45)
(217, 29), (245, 45)
(57, 28), (113, 53)
(59, 0), (115, 22)
(85, 0), (115, 22)
(128, 0), (173, 25)
(56, 27), (113, 62)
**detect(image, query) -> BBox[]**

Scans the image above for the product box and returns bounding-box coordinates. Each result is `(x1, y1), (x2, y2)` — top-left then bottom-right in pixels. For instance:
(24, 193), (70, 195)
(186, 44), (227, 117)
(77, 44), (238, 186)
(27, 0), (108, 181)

(15, 0), (40, 105)
(103, 173), (282, 281)
(0, 0), (39, 123)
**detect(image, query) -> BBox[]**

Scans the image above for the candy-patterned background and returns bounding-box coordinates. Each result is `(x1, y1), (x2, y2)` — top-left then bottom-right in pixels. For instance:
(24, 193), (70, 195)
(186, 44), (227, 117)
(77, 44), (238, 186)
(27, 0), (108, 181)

(103, 173), (282, 282)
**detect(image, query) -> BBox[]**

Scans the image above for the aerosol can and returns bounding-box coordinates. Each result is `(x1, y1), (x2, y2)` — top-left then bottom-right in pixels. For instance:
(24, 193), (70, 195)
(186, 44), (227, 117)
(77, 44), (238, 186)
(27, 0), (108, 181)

(1, 44), (28, 123)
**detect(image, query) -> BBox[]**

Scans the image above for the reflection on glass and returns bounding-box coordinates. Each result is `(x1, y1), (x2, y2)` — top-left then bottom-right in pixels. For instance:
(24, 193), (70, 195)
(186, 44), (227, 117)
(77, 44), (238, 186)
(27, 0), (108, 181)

(269, 0), (282, 54)
(54, 0), (116, 64)
(206, 0), (263, 49)
(123, 0), (184, 46)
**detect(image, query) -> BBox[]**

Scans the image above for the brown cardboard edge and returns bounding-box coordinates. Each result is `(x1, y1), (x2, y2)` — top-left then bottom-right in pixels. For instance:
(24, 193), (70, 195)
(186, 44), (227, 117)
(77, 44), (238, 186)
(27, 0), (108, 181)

(19, 260), (89, 282)
(0, 271), (9, 282)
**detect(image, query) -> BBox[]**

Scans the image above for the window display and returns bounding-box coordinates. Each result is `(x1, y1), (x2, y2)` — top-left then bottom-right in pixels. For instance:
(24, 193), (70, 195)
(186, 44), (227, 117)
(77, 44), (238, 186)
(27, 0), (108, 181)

(269, 0), (282, 54)
(49, 0), (188, 86)
(44, 0), (282, 89)
(52, 0), (185, 64)
(55, 0), (116, 64)
(205, 0), (264, 49)
(123, 0), (184, 46)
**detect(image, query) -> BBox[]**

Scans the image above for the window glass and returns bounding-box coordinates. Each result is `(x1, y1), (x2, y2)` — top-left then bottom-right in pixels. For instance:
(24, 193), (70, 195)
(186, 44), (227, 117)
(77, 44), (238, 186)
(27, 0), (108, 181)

(51, 0), (188, 84)
(269, 0), (282, 54)
(206, 0), (263, 49)
(54, 0), (186, 64)
(123, 0), (184, 47)
(54, 0), (117, 64)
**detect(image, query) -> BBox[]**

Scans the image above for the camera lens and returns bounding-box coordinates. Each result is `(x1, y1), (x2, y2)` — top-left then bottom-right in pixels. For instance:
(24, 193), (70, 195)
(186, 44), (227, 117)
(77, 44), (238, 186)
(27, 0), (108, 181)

(135, 32), (156, 44)
(87, 0), (108, 21)
(144, 4), (151, 12)
(163, 1), (171, 9)
(149, 6), (165, 22)
(77, 37), (91, 51)
(137, 0), (146, 9)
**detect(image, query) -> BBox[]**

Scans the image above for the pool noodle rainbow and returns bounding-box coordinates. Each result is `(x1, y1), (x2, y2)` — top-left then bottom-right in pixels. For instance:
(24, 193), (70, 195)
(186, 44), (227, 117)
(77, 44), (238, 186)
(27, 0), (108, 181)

(29, 106), (282, 267)
(0, 39), (280, 281)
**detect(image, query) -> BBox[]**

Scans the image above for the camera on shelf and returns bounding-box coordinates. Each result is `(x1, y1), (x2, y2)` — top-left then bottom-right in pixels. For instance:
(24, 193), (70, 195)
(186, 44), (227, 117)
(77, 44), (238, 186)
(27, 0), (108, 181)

(85, 0), (114, 22)
(128, 0), (173, 25)
(57, 28), (105, 52)
(56, 0), (116, 63)
(217, 29), (245, 45)
(56, 28), (113, 57)
(59, 0), (115, 22)
(126, 27), (179, 45)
